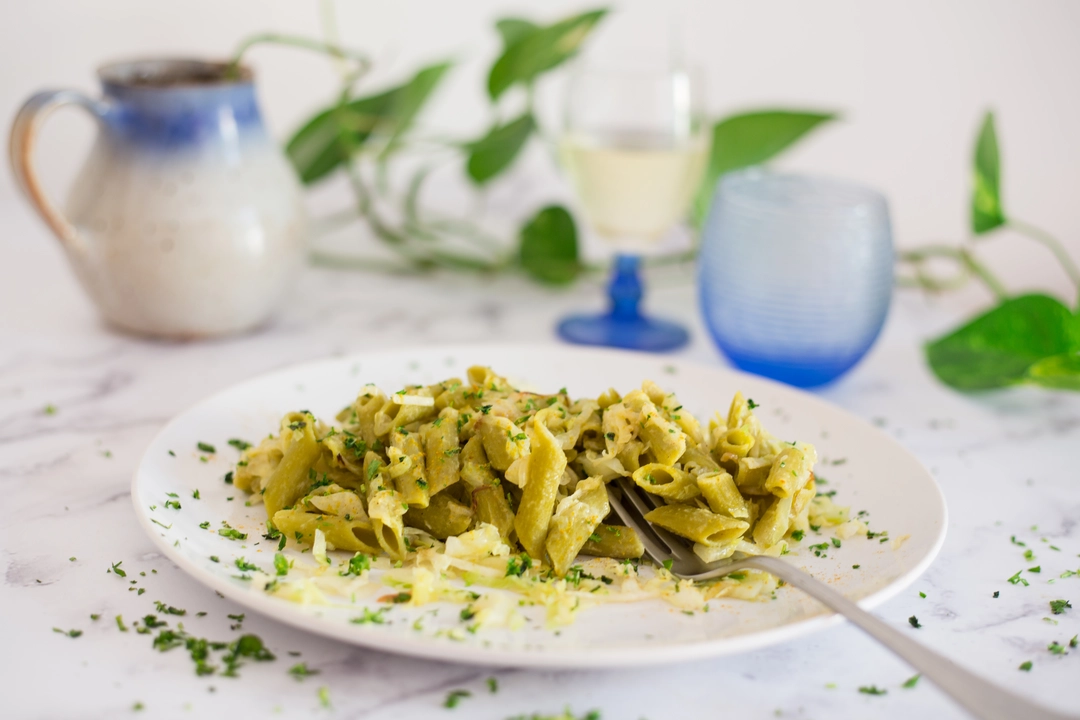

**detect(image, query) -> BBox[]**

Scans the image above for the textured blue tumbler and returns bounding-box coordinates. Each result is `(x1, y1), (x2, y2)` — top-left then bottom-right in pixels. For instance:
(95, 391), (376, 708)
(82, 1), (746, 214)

(699, 171), (894, 387)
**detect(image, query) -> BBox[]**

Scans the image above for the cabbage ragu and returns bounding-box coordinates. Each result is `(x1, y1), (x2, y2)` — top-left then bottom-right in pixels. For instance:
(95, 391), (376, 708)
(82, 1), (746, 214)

(232, 366), (862, 626)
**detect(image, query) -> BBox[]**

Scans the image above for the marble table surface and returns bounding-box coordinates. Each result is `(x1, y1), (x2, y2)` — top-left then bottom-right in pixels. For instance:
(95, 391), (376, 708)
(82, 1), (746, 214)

(2, 207), (1078, 720)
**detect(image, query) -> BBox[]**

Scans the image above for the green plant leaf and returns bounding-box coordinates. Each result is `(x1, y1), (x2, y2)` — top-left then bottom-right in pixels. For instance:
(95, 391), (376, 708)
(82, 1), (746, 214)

(519, 205), (579, 285)
(972, 111), (1006, 235)
(692, 110), (837, 225)
(286, 62), (451, 185)
(495, 18), (539, 48)
(925, 294), (1080, 391)
(466, 113), (535, 184)
(487, 9), (607, 101)
(1025, 352), (1080, 390)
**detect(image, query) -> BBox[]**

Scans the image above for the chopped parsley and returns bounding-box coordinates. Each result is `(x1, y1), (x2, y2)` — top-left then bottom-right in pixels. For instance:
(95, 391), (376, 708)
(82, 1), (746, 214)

(153, 601), (186, 616)
(340, 553), (371, 577)
(858, 685), (887, 695)
(479, 405), (492, 415)
(908, 615), (921, 629)
(1049, 599), (1071, 615)
(444, 690), (471, 708)
(53, 627), (82, 638)
(486, 677), (498, 693)
(831, 537), (841, 548)
(902, 674), (920, 688)
(110, 561), (127, 578)
(747, 399), (760, 410)
(1007, 570), (1029, 586)
(588, 533), (602, 543)
(164, 499), (181, 510)
(234, 558), (257, 572)
(662, 559), (674, 571)
(1019, 660), (1033, 671)
(790, 530), (804, 541)
(505, 554), (533, 577)
(1047, 641), (1067, 655)
(227, 438), (252, 451)
(288, 662), (319, 680)
(274, 553), (289, 576)
(196, 442), (216, 454)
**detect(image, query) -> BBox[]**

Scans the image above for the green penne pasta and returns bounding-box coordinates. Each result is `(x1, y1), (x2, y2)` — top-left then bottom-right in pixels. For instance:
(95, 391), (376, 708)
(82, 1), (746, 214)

(697, 471), (749, 518)
(632, 463), (701, 501)
(752, 494), (794, 547)
(643, 504), (750, 547)
(263, 413), (322, 518)
(471, 484), (515, 543)
(459, 434), (498, 488)
(387, 429), (429, 507)
(404, 491), (473, 539)
(363, 451), (408, 559)
(422, 408), (461, 495)
(235, 366), (832, 591)
(478, 414), (529, 471)
(513, 409), (566, 559)
(545, 477), (610, 576)
(272, 508), (381, 555)
(580, 524), (645, 559)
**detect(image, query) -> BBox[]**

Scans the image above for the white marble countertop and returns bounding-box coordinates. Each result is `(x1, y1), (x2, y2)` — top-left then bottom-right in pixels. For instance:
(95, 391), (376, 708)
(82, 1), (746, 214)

(2, 196), (1078, 720)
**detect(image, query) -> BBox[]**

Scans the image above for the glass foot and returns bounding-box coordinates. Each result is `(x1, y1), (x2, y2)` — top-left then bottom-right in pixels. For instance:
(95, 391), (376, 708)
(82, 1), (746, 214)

(557, 313), (689, 352)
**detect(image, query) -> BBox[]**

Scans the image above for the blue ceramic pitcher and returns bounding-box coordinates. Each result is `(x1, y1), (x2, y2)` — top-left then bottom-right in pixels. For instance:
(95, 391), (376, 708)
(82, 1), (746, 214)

(10, 59), (307, 339)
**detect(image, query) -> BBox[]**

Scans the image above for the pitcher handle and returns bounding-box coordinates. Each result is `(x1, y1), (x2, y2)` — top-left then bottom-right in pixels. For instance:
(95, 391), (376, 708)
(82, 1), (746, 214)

(9, 90), (109, 254)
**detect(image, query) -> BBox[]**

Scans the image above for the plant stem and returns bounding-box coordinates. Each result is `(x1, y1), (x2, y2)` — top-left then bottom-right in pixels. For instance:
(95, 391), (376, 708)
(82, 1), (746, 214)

(896, 244), (1009, 298)
(227, 33), (372, 81)
(1007, 218), (1080, 293)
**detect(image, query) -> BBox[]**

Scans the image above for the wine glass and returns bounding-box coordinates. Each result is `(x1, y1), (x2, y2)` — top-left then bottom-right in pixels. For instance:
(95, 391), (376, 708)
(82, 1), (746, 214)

(557, 65), (707, 351)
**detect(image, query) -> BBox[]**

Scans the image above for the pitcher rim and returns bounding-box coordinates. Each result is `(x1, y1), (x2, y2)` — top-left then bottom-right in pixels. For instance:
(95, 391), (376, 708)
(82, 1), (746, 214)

(97, 58), (254, 91)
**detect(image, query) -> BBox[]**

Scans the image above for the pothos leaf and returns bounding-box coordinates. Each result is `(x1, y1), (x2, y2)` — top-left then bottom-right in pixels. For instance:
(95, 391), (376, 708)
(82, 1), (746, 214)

(487, 9), (607, 101)
(972, 111), (1006, 235)
(1025, 352), (1080, 390)
(519, 205), (579, 285)
(466, 113), (535, 184)
(925, 294), (1080, 391)
(285, 62), (451, 185)
(693, 110), (837, 225)
(495, 18), (539, 49)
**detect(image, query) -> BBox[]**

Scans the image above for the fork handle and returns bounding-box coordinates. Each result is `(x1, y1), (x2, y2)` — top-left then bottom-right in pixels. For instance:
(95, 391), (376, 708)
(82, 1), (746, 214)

(741, 555), (1074, 720)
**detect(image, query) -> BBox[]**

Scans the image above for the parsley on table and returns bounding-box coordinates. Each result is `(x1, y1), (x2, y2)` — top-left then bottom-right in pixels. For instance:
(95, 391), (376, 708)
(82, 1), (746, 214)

(1050, 599), (1071, 615)
(288, 662), (319, 680)
(1007, 570), (1029, 586)
(747, 399), (760, 409)
(1048, 641), (1067, 655)
(919, 591), (927, 599)
(486, 677), (498, 693)
(908, 615), (922, 628)
(197, 442), (216, 454)
(790, 529), (804, 541)
(274, 553), (289, 577)
(444, 689), (471, 708)
(1018, 660), (1033, 671)
(53, 628), (82, 638)
(858, 685), (887, 695)
(228, 438), (251, 451)
(902, 674), (920, 689)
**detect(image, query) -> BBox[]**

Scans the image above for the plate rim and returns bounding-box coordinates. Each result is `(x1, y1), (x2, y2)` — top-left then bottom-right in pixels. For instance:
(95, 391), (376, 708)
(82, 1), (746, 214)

(131, 343), (948, 669)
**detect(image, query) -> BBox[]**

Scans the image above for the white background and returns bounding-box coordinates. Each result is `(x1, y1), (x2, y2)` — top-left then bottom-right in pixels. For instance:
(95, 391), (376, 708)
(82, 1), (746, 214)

(1, 0), (1078, 302)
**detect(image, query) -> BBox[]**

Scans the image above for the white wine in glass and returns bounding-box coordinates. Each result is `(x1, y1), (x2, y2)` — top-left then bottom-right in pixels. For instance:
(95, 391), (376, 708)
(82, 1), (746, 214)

(557, 67), (706, 351)
(560, 129), (708, 248)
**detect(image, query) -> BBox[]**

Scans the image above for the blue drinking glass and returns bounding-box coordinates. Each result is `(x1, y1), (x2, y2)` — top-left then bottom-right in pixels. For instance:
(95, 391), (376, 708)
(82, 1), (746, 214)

(699, 170), (894, 387)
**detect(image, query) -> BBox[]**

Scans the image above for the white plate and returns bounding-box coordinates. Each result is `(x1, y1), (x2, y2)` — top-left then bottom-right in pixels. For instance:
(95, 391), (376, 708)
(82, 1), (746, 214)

(132, 345), (946, 668)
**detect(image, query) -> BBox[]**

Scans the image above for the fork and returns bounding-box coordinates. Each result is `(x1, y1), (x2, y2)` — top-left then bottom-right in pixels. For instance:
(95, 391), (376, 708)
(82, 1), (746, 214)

(608, 477), (1075, 720)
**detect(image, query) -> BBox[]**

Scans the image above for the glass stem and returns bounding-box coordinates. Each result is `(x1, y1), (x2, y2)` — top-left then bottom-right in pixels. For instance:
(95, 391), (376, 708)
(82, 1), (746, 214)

(608, 254), (644, 322)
